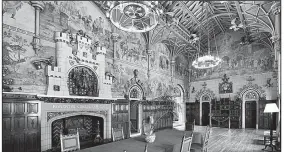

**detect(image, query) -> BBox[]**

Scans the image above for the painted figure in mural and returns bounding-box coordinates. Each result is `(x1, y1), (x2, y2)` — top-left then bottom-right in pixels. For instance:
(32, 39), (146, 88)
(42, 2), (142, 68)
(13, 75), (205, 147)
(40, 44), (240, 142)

(3, 1), (23, 19)
(92, 18), (99, 34)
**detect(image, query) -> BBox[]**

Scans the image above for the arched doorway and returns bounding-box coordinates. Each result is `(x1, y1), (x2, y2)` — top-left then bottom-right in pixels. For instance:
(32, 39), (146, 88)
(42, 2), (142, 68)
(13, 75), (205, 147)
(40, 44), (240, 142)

(201, 94), (211, 126)
(128, 85), (144, 137)
(236, 83), (266, 129)
(173, 85), (185, 130)
(242, 90), (259, 129)
(195, 88), (215, 126)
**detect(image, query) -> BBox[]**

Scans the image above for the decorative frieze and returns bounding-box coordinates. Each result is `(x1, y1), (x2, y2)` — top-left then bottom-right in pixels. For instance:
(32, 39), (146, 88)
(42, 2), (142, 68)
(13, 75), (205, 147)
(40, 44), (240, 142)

(195, 88), (216, 101)
(236, 83), (266, 100)
(37, 96), (115, 104)
(47, 111), (108, 121)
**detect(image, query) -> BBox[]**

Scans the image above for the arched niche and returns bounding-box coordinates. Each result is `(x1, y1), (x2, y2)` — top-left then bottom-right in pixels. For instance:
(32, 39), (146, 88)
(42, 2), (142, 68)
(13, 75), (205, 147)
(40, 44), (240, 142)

(236, 83), (266, 129)
(67, 66), (99, 97)
(128, 85), (144, 100)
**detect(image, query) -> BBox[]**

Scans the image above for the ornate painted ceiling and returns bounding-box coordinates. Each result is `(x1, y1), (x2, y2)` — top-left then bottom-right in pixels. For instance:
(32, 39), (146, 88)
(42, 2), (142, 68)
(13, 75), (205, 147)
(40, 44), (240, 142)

(94, 1), (280, 59)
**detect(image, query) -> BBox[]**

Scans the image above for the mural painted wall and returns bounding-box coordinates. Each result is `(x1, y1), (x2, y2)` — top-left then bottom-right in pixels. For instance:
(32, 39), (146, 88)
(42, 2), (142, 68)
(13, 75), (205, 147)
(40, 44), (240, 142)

(3, 1), (35, 32)
(2, 25), (55, 93)
(39, 1), (113, 58)
(3, 1), (189, 100)
(190, 31), (274, 81)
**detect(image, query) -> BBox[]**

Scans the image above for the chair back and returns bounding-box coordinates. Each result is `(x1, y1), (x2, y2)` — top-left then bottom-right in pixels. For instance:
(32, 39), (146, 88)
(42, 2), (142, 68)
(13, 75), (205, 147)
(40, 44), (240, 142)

(180, 132), (194, 152)
(144, 143), (148, 152)
(112, 127), (125, 141)
(202, 125), (211, 152)
(60, 128), (80, 152)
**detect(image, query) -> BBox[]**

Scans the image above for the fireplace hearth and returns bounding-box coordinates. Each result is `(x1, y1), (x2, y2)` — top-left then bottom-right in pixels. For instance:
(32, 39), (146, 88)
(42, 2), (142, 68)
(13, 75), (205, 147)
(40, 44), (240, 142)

(41, 103), (112, 152)
(51, 115), (104, 151)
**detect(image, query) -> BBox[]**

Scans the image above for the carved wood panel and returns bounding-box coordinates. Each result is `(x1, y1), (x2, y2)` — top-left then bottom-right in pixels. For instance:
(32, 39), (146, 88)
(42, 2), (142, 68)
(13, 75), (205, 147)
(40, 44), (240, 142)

(13, 134), (26, 152)
(3, 117), (12, 132)
(142, 104), (173, 131)
(14, 103), (25, 114)
(14, 117), (25, 131)
(26, 132), (39, 152)
(27, 116), (38, 129)
(3, 135), (13, 152)
(27, 103), (38, 113)
(259, 100), (276, 129)
(186, 102), (200, 125)
(3, 103), (11, 114)
(112, 101), (130, 139)
(2, 100), (41, 152)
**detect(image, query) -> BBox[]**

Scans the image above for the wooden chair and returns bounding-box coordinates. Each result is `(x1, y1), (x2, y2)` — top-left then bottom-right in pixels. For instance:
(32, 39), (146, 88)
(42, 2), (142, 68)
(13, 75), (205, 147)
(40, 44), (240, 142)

(180, 132), (194, 152)
(112, 127), (125, 141)
(144, 143), (148, 152)
(60, 128), (80, 152)
(123, 143), (148, 152)
(191, 125), (211, 152)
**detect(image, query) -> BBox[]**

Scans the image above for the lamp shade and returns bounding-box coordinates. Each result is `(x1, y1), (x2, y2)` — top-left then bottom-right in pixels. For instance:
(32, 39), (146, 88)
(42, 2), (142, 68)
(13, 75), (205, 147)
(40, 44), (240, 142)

(264, 103), (280, 113)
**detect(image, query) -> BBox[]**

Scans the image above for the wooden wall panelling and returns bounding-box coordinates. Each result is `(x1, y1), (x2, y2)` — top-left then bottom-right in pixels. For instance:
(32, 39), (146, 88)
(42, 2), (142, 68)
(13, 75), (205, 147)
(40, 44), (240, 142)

(142, 102), (173, 131)
(2, 98), (41, 152)
(258, 100), (276, 129)
(112, 101), (130, 139)
(186, 103), (200, 125)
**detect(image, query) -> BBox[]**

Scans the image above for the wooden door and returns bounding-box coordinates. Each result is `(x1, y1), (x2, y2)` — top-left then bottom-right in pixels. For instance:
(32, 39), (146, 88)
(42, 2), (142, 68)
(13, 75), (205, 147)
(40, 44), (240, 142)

(3, 100), (41, 152)
(112, 100), (130, 138)
(130, 100), (139, 133)
(245, 101), (256, 128)
(202, 102), (210, 126)
(186, 103), (200, 125)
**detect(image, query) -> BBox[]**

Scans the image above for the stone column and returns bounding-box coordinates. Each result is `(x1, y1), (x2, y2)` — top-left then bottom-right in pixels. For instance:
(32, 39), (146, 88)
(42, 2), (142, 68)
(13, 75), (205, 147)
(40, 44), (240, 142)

(271, 1), (281, 127)
(30, 1), (44, 54)
(170, 59), (175, 82)
(147, 47), (152, 79)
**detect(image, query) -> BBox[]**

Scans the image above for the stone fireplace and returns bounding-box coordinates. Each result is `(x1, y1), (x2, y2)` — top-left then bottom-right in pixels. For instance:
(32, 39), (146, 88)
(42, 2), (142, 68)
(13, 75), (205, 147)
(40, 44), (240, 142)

(39, 30), (115, 151)
(40, 102), (112, 151)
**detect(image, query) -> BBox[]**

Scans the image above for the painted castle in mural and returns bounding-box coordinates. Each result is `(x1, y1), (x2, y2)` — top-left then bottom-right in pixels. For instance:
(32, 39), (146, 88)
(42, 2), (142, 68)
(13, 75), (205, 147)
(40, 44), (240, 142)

(47, 31), (112, 97)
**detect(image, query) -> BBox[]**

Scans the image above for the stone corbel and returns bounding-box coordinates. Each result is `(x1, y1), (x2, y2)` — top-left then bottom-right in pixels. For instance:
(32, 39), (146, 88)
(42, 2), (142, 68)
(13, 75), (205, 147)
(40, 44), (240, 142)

(30, 1), (45, 55)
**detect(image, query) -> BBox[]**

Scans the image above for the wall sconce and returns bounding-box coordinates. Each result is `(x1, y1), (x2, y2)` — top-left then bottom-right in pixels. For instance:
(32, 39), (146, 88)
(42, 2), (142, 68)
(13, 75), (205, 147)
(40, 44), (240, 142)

(32, 56), (54, 70)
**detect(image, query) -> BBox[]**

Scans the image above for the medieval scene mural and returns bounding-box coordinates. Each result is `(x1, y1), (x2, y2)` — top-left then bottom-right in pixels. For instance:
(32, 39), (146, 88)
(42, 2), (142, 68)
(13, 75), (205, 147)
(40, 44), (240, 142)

(39, 1), (113, 57)
(190, 31), (274, 81)
(2, 1), (281, 152)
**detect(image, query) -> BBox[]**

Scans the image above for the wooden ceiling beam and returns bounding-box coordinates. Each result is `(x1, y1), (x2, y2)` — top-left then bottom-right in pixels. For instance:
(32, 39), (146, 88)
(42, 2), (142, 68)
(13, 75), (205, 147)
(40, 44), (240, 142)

(224, 2), (234, 20)
(207, 4), (225, 33)
(178, 1), (208, 36)
(234, 1), (246, 26)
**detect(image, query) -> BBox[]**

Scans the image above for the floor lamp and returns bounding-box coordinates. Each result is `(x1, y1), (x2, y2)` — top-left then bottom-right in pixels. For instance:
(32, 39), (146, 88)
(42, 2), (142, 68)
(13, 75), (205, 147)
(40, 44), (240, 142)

(263, 103), (279, 151)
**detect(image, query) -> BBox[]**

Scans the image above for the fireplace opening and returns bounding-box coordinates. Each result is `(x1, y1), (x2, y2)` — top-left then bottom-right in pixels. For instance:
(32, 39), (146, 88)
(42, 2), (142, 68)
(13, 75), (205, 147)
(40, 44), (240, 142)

(51, 115), (104, 151)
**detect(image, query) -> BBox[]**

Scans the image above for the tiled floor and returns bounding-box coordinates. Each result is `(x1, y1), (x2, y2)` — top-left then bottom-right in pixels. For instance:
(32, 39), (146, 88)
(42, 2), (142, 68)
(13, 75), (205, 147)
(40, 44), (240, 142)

(194, 126), (279, 152)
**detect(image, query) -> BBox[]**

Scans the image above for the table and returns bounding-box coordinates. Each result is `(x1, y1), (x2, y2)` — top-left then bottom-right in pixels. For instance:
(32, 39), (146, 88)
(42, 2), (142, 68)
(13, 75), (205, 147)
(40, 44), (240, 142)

(78, 129), (203, 152)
